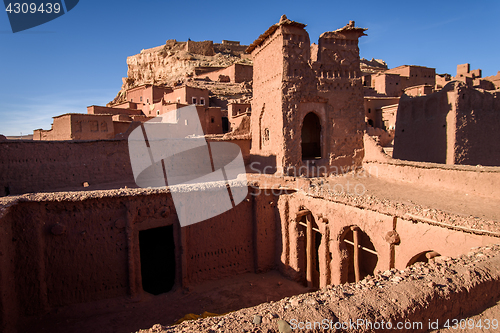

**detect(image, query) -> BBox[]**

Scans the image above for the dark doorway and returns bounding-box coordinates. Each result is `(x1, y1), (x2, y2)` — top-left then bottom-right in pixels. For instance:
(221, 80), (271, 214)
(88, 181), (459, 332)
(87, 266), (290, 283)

(341, 227), (377, 283)
(4, 186), (10, 196)
(139, 225), (176, 295)
(406, 250), (440, 267)
(222, 116), (229, 133)
(297, 213), (321, 289)
(301, 112), (322, 160)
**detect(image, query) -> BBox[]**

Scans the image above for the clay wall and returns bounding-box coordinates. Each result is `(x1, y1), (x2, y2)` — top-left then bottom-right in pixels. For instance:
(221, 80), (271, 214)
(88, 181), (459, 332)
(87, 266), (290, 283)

(393, 83), (456, 164)
(112, 114), (131, 122)
(112, 101), (140, 109)
(404, 84), (434, 97)
(470, 69), (482, 78)
(373, 73), (401, 97)
(232, 63), (253, 83)
(435, 73), (451, 90)
(363, 160), (500, 199)
(394, 217), (499, 268)
(454, 85), (500, 166)
(126, 85), (153, 104)
(33, 115), (72, 141)
(1, 125), (253, 197)
(87, 105), (143, 116)
(159, 102), (187, 115)
(125, 85), (171, 105)
(185, 40), (215, 56)
(228, 103), (251, 118)
(130, 115), (153, 122)
(69, 114), (115, 141)
(159, 246), (500, 333)
(113, 121), (135, 136)
(153, 86), (172, 101)
(483, 71), (500, 89)
(394, 82), (500, 166)
(407, 66), (436, 88)
(144, 102), (159, 117)
(165, 86), (209, 106)
(456, 63), (470, 77)
(0, 186), (278, 330)
(473, 78), (496, 90)
(275, 190), (499, 289)
(193, 66), (225, 76)
(250, 22), (286, 166)
(196, 64), (253, 83)
(380, 104), (398, 130)
(229, 111), (251, 132)
(309, 28), (366, 171)
(456, 63), (482, 79)
(364, 97), (400, 128)
(384, 65), (436, 91)
(207, 136), (251, 165)
(34, 114), (115, 141)
(251, 18), (365, 175)
(0, 140), (135, 196)
(2, 176), (500, 331)
(213, 40), (248, 56)
(384, 65), (410, 77)
(197, 106), (223, 135)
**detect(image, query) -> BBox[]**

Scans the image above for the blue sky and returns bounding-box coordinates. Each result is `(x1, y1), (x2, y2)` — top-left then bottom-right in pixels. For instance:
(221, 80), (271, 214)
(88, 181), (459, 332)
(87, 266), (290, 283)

(0, 0), (498, 136)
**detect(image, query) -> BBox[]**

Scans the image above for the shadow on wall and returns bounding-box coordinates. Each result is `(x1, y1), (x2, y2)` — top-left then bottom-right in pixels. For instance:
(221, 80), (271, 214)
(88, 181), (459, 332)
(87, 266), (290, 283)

(339, 226), (378, 283)
(393, 91), (449, 164)
(406, 250), (440, 267)
(248, 154), (277, 174)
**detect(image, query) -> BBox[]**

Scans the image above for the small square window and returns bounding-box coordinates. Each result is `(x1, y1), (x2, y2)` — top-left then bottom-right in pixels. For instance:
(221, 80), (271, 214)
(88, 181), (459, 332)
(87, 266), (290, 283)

(192, 97), (197, 104)
(90, 121), (98, 132)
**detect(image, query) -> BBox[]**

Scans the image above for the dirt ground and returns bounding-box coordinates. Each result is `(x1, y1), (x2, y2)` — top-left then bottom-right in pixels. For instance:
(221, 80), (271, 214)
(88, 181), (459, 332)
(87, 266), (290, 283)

(19, 270), (309, 333)
(433, 300), (500, 332)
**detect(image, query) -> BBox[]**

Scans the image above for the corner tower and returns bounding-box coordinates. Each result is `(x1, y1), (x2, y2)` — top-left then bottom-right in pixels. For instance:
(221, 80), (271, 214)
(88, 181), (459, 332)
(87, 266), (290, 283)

(248, 17), (367, 176)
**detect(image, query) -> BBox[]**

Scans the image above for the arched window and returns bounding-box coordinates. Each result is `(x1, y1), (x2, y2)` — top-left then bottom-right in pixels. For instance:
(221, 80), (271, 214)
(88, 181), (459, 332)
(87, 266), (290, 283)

(301, 112), (321, 160)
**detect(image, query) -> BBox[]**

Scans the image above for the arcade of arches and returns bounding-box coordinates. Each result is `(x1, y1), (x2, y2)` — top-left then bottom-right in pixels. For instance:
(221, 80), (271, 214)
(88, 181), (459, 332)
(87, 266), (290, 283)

(276, 191), (499, 290)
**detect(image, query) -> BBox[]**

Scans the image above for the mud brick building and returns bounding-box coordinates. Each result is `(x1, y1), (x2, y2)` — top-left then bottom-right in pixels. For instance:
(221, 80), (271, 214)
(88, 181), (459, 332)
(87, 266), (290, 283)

(249, 16), (366, 175)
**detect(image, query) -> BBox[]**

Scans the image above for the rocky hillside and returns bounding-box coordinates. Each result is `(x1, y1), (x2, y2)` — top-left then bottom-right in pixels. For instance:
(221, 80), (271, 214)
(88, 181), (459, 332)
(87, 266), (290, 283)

(360, 57), (388, 74)
(109, 39), (387, 109)
(110, 40), (253, 106)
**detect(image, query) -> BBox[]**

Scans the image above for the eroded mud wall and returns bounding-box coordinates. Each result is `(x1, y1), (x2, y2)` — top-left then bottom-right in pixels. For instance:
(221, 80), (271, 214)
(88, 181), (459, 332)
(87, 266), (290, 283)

(0, 187), (279, 331)
(0, 140), (135, 196)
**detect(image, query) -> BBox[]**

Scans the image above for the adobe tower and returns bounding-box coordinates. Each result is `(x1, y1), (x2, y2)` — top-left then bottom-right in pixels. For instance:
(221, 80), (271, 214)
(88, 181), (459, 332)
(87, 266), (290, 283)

(247, 16), (367, 175)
